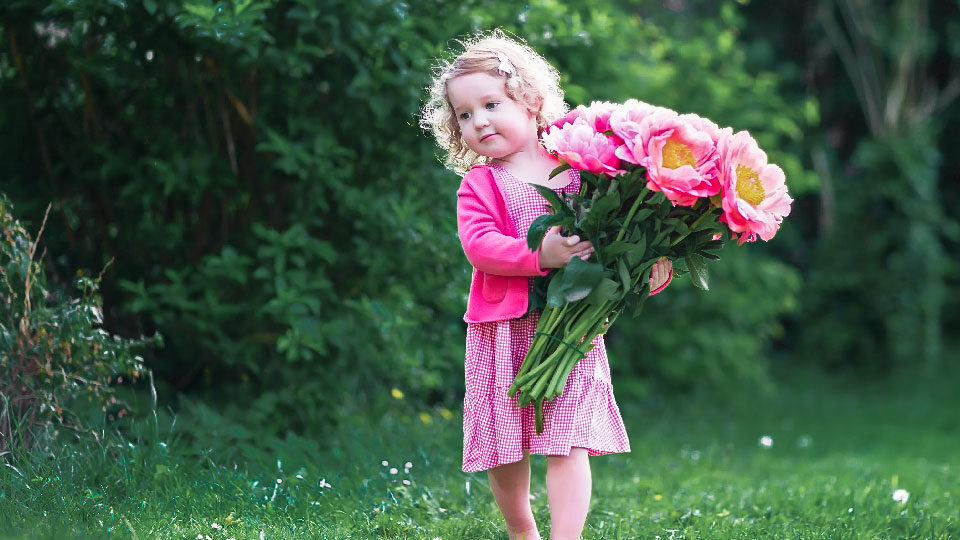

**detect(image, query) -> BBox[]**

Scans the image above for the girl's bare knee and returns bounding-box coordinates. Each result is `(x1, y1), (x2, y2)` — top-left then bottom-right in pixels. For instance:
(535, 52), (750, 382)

(546, 447), (588, 464)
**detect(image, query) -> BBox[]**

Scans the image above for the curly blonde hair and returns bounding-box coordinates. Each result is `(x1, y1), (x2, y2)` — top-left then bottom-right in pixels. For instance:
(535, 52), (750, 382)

(420, 29), (568, 175)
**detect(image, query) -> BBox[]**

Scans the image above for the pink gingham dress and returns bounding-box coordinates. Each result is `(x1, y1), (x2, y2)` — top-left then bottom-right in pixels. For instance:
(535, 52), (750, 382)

(462, 163), (631, 473)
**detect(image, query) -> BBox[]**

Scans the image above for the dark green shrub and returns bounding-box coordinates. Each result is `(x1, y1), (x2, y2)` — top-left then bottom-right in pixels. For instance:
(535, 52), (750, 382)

(0, 195), (160, 454)
(0, 0), (813, 434)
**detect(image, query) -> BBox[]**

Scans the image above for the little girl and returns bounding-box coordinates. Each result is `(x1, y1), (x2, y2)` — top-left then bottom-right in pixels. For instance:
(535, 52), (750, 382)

(421, 30), (669, 540)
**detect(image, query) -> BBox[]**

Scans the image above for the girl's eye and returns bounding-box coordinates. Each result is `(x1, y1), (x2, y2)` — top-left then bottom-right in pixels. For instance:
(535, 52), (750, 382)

(459, 112), (471, 120)
(485, 102), (498, 110)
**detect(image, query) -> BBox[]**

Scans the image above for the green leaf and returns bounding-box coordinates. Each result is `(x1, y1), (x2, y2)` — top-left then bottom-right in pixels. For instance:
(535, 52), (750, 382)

(584, 192), (620, 232)
(623, 291), (647, 317)
(545, 267), (566, 308)
(633, 208), (655, 223)
(527, 213), (565, 251)
(617, 258), (631, 293)
(526, 275), (549, 315)
(685, 253), (710, 290)
(183, 3), (216, 20)
(691, 212), (722, 232)
(603, 241), (636, 258)
(583, 277), (621, 305)
(625, 233), (648, 267)
(579, 171), (601, 189)
(548, 162), (572, 180)
(546, 257), (605, 306)
(652, 228), (670, 247)
(698, 238), (724, 251)
(699, 249), (721, 261)
(662, 217), (689, 236)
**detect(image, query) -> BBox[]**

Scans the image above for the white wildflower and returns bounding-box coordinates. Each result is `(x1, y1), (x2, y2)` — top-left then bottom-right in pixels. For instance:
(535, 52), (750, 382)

(892, 489), (910, 503)
(319, 478), (332, 489)
(211, 522), (221, 530)
(382, 460), (389, 467)
(389, 467), (398, 475)
(759, 435), (774, 448)
(403, 479), (411, 486)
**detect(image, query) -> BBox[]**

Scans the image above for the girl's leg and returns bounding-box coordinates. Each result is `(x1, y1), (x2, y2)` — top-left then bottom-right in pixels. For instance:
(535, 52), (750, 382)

(545, 447), (591, 540)
(487, 450), (541, 540)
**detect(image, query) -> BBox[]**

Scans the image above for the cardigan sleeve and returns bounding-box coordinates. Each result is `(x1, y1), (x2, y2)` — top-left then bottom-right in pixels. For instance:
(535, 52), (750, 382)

(456, 170), (551, 277)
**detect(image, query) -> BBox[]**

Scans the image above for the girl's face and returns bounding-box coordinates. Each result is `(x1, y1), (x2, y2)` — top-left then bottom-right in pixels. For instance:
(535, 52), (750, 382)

(447, 71), (538, 162)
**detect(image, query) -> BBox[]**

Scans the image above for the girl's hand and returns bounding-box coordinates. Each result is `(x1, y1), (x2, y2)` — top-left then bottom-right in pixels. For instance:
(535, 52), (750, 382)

(648, 256), (673, 295)
(538, 226), (594, 269)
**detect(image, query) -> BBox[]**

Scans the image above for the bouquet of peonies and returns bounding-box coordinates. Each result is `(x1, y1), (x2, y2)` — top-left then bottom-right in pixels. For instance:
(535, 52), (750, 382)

(509, 100), (793, 433)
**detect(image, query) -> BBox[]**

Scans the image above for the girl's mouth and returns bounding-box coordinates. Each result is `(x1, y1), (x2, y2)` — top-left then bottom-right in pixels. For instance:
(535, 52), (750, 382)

(480, 133), (497, 141)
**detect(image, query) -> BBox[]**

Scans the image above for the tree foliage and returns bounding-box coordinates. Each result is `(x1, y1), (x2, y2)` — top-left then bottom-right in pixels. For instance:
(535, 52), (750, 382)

(742, 0), (960, 372)
(8, 0), (951, 433)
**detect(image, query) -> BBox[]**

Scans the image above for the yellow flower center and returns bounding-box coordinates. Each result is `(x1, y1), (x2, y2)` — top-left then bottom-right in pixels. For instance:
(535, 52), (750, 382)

(661, 138), (696, 169)
(735, 165), (765, 206)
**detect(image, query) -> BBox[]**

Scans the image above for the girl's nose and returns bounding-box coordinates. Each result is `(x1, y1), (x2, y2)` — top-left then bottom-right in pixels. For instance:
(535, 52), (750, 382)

(474, 112), (490, 128)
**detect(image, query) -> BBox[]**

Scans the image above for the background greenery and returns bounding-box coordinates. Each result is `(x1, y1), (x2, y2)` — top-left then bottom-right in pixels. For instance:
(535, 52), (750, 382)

(1, 0), (958, 464)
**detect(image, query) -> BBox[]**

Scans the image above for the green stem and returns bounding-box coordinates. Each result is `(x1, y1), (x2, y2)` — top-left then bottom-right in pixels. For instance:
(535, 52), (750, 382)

(544, 359), (567, 399)
(513, 355), (557, 388)
(543, 300), (615, 397)
(535, 399), (544, 433)
(529, 366), (553, 400)
(517, 304), (564, 378)
(615, 188), (650, 243)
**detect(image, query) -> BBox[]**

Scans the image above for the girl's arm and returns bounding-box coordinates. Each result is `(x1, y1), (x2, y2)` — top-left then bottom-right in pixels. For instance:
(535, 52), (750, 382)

(456, 177), (550, 277)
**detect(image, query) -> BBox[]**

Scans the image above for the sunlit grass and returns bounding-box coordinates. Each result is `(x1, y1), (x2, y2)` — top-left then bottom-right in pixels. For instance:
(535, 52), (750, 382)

(1, 366), (958, 539)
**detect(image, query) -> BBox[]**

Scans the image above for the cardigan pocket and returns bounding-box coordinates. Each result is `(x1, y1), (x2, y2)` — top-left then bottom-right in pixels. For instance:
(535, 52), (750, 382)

(479, 272), (507, 303)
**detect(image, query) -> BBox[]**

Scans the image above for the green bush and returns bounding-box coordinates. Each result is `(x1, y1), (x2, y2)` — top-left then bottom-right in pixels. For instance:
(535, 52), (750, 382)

(0, 0), (813, 433)
(608, 245), (801, 396)
(0, 195), (159, 454)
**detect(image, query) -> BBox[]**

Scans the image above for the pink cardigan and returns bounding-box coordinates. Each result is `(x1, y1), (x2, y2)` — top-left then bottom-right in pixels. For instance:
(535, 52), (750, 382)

(457, 165), (551, 323)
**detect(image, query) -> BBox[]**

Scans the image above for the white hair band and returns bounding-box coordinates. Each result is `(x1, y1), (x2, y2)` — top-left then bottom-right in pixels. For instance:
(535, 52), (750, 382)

(496, 52), (515, 76)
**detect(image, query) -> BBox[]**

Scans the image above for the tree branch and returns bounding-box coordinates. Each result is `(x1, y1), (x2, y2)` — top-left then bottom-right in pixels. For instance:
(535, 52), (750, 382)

(817, 1), (882, 134)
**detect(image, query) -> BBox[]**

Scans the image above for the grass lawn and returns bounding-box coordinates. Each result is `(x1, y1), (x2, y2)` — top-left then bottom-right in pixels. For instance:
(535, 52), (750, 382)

(1, 365), (958, 539)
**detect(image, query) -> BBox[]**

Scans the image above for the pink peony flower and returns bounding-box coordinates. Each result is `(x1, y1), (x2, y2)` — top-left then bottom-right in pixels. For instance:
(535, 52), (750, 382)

(550, 107), (586, 130)
(551, 101), (620, 138)
(717, 130), (793, 244)
(617, 109), (720, 206)
(580, 101), (619, 134)
(542, 117), (623, 177)
(678, 113), (732, 145)
(609, 99), (662, 144)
